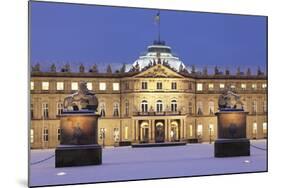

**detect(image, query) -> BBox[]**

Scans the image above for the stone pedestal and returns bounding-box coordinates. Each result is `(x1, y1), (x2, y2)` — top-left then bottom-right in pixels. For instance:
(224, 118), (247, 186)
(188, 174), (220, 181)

(55, 111), (102, 167)
(214, 110), (250, 157)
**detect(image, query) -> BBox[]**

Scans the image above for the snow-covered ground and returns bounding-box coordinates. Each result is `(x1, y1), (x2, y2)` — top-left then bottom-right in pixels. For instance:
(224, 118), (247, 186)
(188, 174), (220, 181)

(29, 140), (267, 187)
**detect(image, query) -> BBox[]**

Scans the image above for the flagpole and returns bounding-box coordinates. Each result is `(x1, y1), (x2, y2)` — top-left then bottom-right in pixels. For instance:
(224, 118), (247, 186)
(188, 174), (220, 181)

(158, 11), (160, 43)
(155, 11), (161, 43)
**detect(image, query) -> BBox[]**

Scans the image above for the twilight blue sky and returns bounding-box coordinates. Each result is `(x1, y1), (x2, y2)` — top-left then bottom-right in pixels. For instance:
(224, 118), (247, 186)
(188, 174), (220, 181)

(30, 1), (267, 73)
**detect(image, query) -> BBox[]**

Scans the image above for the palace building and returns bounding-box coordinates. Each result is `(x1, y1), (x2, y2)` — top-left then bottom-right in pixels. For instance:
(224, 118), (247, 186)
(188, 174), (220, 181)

(30, 41), (267, 149)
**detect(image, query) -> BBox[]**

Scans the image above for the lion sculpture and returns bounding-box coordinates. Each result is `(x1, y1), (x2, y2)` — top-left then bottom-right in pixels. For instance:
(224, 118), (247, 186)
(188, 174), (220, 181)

(63, 82), (98, 111)
(218, 90), (243, 110)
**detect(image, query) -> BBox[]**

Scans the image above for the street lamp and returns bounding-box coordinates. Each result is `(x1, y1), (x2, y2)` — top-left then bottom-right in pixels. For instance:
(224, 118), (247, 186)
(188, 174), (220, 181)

(100, 128), (106, 148)
(209, 127), (212, 144)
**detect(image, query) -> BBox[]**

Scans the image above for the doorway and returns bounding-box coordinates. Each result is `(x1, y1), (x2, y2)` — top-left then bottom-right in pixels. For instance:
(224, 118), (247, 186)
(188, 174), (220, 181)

(170, 121), (180, 142)
(140, 121), (149, 143)
(155, 121), (165, 143)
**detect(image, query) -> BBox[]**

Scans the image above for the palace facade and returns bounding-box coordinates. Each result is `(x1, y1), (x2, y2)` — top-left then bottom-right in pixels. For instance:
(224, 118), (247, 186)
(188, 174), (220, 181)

(30, 41), (267, 149)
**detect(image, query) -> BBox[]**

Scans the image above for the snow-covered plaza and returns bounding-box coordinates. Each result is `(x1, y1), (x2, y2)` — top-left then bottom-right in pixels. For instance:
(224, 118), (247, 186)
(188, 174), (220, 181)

(30, 139), (267, 187)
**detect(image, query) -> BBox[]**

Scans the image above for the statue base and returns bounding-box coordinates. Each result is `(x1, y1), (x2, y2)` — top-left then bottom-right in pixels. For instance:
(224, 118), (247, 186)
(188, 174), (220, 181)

(56, 144), (102, 168)
(55, 144), (102, 168)
(55, 112), (102, 167)
(214, 138), (250, 157)
(214, 110), (250, 157)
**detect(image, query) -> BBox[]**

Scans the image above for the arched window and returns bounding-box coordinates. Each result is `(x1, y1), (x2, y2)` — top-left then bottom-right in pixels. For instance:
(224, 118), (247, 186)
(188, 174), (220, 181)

(197, 101), (203, 115)
(113, 103), (119, 116)
(57, 101), (63, 115)
(263, 100), (267, 113)
(171, 100), (177, 112)
(197, 124), (203, 138)
(42, 103), (49, 119)
(208, 101), (214, 115)
(188, 101), (193, 115)
(156, 100), (163, 112)
(141, 100), (148, 113)
(99, 102), (106, 117)
(241, 98), (247, 111)
(125, 101), (129, 116)
(252, 100), (257, 114)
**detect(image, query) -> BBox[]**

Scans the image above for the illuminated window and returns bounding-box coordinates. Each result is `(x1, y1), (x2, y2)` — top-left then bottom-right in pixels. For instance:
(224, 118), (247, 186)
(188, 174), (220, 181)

(124, 126), (129, 140)
(30, 129), (34, 143)
(99, 82), (106, 90)
(253, 122), (257, 135)
(42, 82), (49, 90)
(43, 127), (48, 142)
(189, 125), (193, 137)
(230, 84), (235, 89)
(156, 82), (162, 90)
(171, 100), (177, 112)
(113, 103), (119, 116)
(241, 83), (247, 90)
(156, 100), (163, 112)
(57, 102), (63, 115)
(262, 83), (267, 89)
(252, 83), (257, 89)
(71, 82), (78, 90)
(141, 82), (148, 90)
(31, 81), (34, 90)
(197, 124), (203, 138)
(171, 82), (177, 90)
(196, 83), (203, 91)
(55, 82), (63, 91)
(113, 83), (119, 91)
(219, 83), (225, 89)
(197, 101), (203, 115)
(87, 82), (93, 90)
(42, 103), (48, 119)
(208, 101), (214, 115)
(113, 128), (119, 142)
(262, 122), (267, 134)
(57, 128), (61, 141)
(208, 83), (214, 90)
(141, 100), (148, 113)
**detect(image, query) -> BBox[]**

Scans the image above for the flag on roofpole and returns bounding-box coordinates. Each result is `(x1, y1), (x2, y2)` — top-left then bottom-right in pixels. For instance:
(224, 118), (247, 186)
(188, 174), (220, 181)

(154, 11), (161, 42)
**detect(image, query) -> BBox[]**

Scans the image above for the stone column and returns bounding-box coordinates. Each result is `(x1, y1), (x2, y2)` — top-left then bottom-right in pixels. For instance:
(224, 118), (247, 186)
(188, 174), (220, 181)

(180, 119), (184, 140)
(152, 119), (155, 141)
(136, 120), (139, 142)
(148, 120), (152, 141)
(168, 119), (171, 142)
(165, 119), (168, 141)
(133, 120), (136, 142)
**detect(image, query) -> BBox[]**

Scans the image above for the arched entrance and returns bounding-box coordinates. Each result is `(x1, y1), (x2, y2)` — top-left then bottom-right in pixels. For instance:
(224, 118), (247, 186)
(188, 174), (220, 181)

(140, 121), (149, 143)
(155, 121), (165, 143)
(170, 121), (180, 142)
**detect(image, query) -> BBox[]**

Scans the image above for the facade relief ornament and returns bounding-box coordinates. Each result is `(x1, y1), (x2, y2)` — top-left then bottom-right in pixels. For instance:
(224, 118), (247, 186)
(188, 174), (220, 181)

(138, 64), (181, 78)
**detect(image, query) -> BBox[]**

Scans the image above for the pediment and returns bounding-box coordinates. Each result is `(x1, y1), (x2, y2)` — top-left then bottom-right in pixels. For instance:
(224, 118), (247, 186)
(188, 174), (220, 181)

(133, 64), (184, 78)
